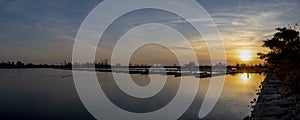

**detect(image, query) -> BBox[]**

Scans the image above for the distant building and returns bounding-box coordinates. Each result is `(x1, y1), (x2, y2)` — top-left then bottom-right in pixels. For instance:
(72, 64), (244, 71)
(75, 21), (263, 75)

(185, 61), (196, 70)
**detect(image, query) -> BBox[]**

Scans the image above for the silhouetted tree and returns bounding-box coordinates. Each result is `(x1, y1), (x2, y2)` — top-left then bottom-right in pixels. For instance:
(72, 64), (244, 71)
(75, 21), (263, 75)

(258, 25), (300, 91)
(16, 61), (24, 68)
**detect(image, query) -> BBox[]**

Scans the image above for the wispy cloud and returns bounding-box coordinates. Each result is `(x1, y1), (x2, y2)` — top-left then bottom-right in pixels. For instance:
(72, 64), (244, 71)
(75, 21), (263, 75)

(0, 0), (299, 64)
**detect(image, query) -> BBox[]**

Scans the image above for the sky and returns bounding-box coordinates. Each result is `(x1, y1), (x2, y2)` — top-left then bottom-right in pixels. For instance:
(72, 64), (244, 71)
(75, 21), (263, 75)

(0, 0), (299, 65)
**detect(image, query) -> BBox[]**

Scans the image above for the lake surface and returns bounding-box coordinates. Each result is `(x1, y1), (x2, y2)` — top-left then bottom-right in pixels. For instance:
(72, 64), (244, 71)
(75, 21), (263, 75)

(0, 69), (265, 120)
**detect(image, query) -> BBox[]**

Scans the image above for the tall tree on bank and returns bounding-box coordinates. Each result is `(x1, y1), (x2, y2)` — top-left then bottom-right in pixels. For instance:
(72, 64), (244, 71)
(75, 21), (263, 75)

(258, 25), (300, 91)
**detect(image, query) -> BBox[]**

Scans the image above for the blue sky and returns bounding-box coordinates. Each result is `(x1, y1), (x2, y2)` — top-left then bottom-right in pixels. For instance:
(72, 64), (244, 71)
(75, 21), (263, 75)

(0, 0), (299, 64)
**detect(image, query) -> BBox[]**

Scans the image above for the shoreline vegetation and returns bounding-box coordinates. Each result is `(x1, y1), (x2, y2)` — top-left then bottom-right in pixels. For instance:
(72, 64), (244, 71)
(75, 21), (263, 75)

(245, 26), (300, 119)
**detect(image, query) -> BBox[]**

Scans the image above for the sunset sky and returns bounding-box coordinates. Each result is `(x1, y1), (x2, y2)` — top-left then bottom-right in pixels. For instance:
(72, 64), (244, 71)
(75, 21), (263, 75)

(1, 0), (300, 65)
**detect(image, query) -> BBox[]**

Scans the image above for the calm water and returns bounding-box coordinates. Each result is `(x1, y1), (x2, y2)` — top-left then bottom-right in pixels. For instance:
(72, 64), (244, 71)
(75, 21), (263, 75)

(0, 69), (265, 120)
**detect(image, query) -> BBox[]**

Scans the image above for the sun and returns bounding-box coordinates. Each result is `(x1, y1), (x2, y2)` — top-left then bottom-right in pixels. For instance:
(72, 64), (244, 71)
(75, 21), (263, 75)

(239, 50), (252, 62)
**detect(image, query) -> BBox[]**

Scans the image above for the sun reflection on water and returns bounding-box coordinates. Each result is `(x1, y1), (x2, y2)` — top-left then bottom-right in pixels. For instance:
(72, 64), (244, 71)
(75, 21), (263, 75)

(241, 73), (250, 81)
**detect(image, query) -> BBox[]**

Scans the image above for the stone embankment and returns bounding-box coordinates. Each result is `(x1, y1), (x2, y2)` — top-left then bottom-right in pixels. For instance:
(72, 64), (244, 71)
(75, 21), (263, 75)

(245, 73), (300, 120)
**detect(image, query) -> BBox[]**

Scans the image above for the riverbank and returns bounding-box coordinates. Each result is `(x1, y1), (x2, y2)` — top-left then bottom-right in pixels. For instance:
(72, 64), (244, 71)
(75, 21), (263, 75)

(245, 73), (300, 120)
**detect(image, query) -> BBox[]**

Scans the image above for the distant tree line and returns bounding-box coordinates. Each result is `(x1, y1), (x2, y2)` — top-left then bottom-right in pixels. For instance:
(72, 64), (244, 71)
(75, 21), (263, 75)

(0, 59), (114, 69)
(0, 60), (268, 73)
(0, 61), (56, 68)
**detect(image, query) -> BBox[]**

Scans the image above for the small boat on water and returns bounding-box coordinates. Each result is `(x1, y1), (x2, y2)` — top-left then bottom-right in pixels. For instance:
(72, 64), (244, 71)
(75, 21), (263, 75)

(193, 73), (210, 78)
(193, 72), (226, 78)
(174, 71), (195, 77)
